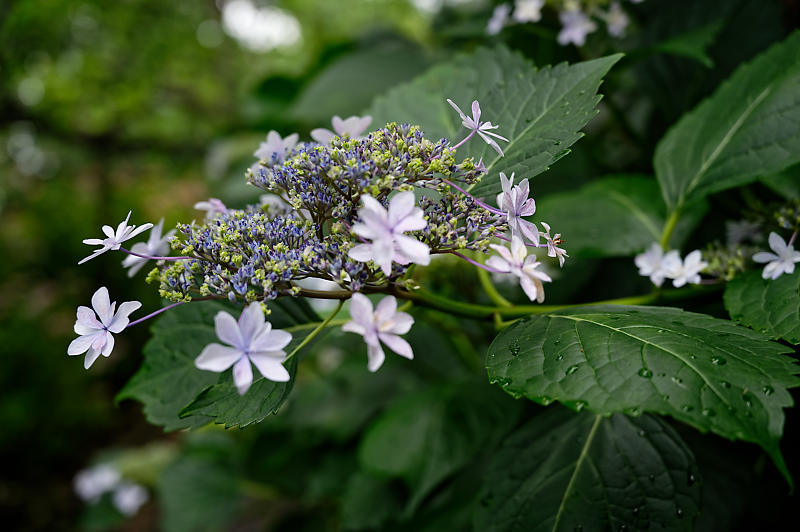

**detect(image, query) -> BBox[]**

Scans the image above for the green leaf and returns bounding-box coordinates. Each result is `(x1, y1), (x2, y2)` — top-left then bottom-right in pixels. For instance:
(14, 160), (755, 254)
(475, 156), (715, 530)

(474, 408), (701, 532)
(534, 175), (708, 257)
(340, 471), (403, 531)
(653, 20), (724, 68)
(655, 31), (800, 211)
(724, 269), (800, 344)
(485, 305), (800, 482)
(358, 381), (521, 512)
(761, 163), (800, 199)
(367, 47), (621, 199)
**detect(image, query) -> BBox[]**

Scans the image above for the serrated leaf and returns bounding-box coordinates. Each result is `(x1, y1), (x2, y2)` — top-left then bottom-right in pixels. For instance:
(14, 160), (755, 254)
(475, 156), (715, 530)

(655, 31), (800, 211)
(653, 20), (724, 68)
(474, 408), (701, 532)
(724, 269), (800, 344)
(358, 381), (521, 512)
(486, 305), (800, 482)
(367, 47), (620, 199)
(534, 175), (708, 257)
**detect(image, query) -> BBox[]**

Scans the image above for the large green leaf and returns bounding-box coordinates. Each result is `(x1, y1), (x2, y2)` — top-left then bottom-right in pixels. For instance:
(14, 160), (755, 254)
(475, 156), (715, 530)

(358, 381), (521, 511)
(534, 175), (708, 257)
(367, 46), (621, 199)
(474, 408), (701, 532)
(486, 305), (800, 481)
(724, 270), (800, 344)
(655, 31), (800, 211)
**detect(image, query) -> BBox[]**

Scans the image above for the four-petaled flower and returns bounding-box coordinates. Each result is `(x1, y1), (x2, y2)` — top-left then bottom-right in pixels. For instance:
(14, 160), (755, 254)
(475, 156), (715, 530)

(195, 302), (293, 395)
(342, 293), (414, 372)
(486, 4), (511, 35)
(541, 222), (568, 267)
(513, 0), (544, 23)
(604, 1), (629, 37)
(663, 249), (707, 287)
(558, 7), (597, 46)
(121, 218), (176, 277)
(447, 99), (510, 156)
(194, 198), (228, 220)
(635, 242), (674, 287)
(80, 211), (153, 265)
(348, 192), (430, 276)
(488, 236), (552, 302)
(753, 232), (800, 280)
(311, 115), (372, 145)
(253, 130), (299, 165)
(497, 172), (539, 245)
(68, 287), (142, 369)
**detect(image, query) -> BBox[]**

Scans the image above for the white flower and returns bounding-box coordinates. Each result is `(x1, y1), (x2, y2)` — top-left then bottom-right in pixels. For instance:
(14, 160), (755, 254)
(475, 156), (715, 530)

(112, 482), (148, 516)
(80, 211), (153, 265)
(121, 218), (176, 277)
(753, 232), (800, 280)
(496, 172), (539, 245)
(342, 294), (414, 372)
(74, 464), (121, 503)
(541, 222), (568, 267)
(68, 287), (141, 369)
(513, 0), (544, 23)
(726, 219), (761, 246)
(348, 192), (430, 276)
(663, 249), (707, 287)
(310, 115), (372, 145)
(487, 236), (552, 302)
(487, 3), (511, 35)
(446, 98), (510, 156)
(253, 130), (299, 165)
(604, 1), (629, 37)
(194, 197), (228, 220)
(635, 242), (670, 286)
(557, 7), (597, 46)
(195, 302), (293, 395)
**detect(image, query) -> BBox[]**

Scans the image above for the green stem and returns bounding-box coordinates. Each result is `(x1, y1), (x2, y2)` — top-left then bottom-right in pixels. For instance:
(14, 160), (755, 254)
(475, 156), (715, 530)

(284, 301), (344, 362)
(660, 209), (681, 249)
(477, 267), (512, 307)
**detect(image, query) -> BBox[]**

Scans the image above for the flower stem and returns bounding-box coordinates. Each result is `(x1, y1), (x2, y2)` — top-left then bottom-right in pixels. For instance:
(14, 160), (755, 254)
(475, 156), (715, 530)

(119, 247), (191, 261)
(284, 300), (344, 362)
(789, 230), (798, 247)
(495, 234), (547, 248)
(126, 301), (186, 328)
(444, 180), (505, 215)
(659, 209), (681, 249)
(447, 250), (506, 273)
(476, 267), (512, 307)
(451, 129), (476, 150)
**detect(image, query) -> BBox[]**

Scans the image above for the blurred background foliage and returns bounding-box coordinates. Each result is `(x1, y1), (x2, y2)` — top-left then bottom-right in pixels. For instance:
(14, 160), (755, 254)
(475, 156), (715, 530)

(1, 0), (799, 529)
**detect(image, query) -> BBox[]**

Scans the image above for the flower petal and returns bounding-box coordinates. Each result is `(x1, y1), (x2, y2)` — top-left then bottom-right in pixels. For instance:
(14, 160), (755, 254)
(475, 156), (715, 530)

(446, 99), (469, 123)
(250, 328), (292, 352)
(195, 343), (243, 372)
(310, 128), (335, 145)
(486, 256), (511, 272)
(374, 295), (397, 324)
(91, 287), (113, 326)
(106, 301), (142, 333)
(387, 192), (415, 226)
(384, 312), (414, 335)
(238, 302), (266, 346)
(348, 243), (377, 262)
(768, 232), (787, 254)
(68, 334), (96, 355)
(214, 311), (243, 348)
(366, 340), (386, 372)
(101, 333), (115, 357)
(348, 293), (374, 325)
(233, 357), (254, 395)
(248, 352), (291, 382)
(84, 348), (102, 369)
(394, 235), (430, 266)
(379, 333), (414, 360)
(753, 251), (778, 264)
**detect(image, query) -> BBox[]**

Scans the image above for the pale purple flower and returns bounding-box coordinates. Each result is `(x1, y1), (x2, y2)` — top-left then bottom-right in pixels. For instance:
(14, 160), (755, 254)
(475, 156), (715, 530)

(121, 218), (176, 277)
(254, 130), (299, 164)
(68, 287), (142, 369)
(194, 198), (228, 220)
(513, 0), (544, 23)
(74, 464), (121, 503)
(310, 115), (372, 145)
(112, 483), (148, 516)
(342, 294), (414, 372)
(604, 2), (629, 37)
(79, 211), (153, 265)
(496, 172), (539, 245)
(558, 7), (597, 46)
(726, 219), (762, 246)
(753, 232), (800, 280)
(663, 249), (707, 287)
(487, 4), (511, 35)
(541, 222), (568, 267)
(635, 242), (670, 286)
(348, 192), (430, 276)
(487, 236), (552, 302)
(446, 98), (510, 156)
(195, 302), (292, 395)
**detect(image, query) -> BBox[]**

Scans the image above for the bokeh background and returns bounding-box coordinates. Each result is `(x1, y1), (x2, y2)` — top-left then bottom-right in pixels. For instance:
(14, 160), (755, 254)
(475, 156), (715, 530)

(2, 0), (799, 529)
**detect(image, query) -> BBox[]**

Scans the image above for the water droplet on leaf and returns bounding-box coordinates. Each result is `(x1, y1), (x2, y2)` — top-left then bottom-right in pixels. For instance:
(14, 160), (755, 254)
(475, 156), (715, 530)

(566, 364), (580, 376)
(638, 368), (653, 378)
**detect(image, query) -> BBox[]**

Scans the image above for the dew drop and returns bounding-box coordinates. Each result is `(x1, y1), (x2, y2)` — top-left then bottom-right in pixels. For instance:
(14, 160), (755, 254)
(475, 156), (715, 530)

(675, 507), (684, 518)
(648, 474), (656, 482)
(538, 395), (553, 406)
(657, 329), (666, 333)
(762, 385), (774, 396)
(680, 404), (694, 412)
(743, 392), (753, 408)
(711, 356), (726, 366)
(508, 341), (520, 357)
(658, 373), (666, 377)
(689, 354), (697, 360)
(701, 408), (716, 417)
(688, 473), (697, 486)
(626, 407), (641, 416)
(554, 339), (561, 345)
(632, 506), (640, 516)
(661, 394), (670, 401)
(637, 429), (646, 437)
(574, 400), (588, 412)
(566, 364), (580, 376)
(638, 368), (653, 379)
(671, 376), (684, 386)
(556, 354), (564, 361)
(720, 381), (731, 388)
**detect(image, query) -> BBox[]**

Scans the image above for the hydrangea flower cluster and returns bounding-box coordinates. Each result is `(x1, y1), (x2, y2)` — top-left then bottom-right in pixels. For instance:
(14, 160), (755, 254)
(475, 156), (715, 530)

(68, 103), (569, 390)
(74, 463), (149, 517)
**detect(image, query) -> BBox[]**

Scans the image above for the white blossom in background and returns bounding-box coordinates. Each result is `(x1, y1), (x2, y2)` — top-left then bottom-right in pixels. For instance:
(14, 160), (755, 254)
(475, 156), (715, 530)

(635, 242), (672, 287)
(342, 293), (414, 372)
(487, 236), (552, 302)
(487, 3), (511, 35)
(121, 218), (177, 277)
(497, 172), (539, 245)
(253, 130), (299, 165)
(663, 249), (707, 287)
(557, 6), (597, 46)
(447, 99), (510, 156)
(541, 222), (568, 267)
(68, 287), (141, 369)
(513, 0), (544, 23)
(79, 211), (153, 264)
(348, 192), (430, 275)
(726, 219), (761, 246)
(753, 232), (800, 280)
(604, 1), (629, 37)
(311, 115), (372, 145)
(74, 465), (121, 503)
(112, 482), (149, 516)
(195, 302), (293, 394)
(194, 197), (228, 220)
